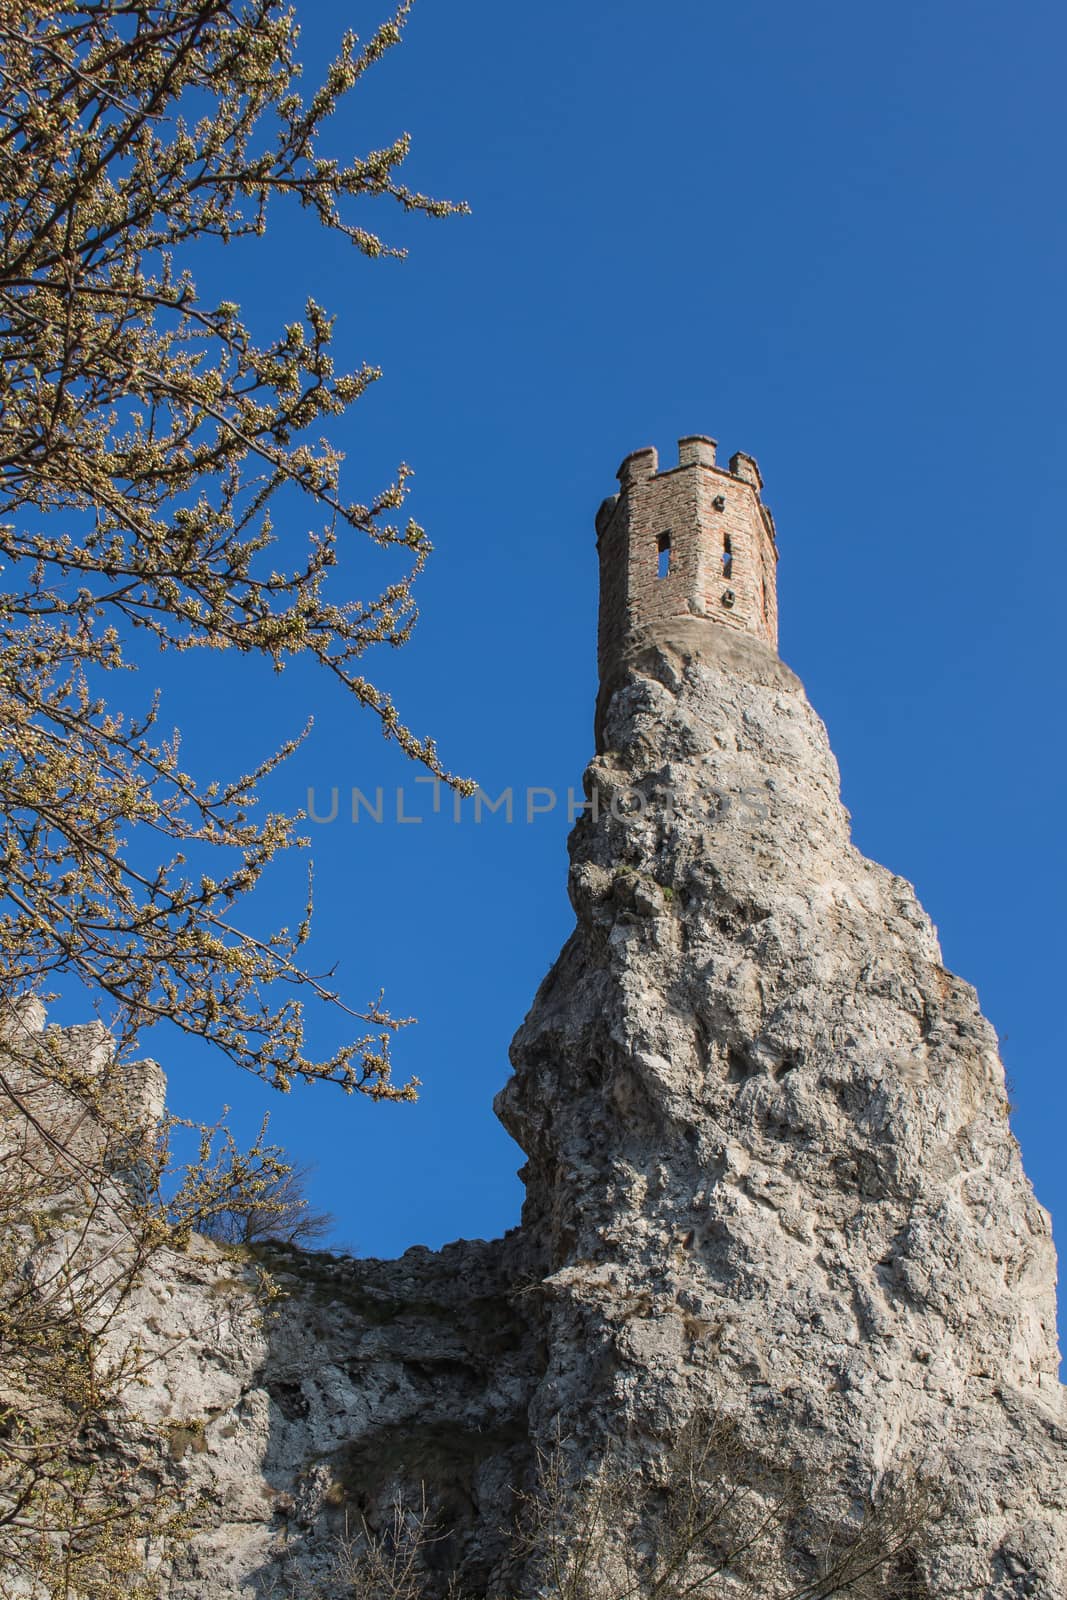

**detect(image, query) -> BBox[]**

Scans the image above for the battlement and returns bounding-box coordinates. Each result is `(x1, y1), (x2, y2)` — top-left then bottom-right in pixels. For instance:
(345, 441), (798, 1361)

(596, 433), (779, 681)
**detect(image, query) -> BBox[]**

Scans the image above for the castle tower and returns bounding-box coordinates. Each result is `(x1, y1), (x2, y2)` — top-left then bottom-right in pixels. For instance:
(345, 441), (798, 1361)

(595, 435), (779, 682)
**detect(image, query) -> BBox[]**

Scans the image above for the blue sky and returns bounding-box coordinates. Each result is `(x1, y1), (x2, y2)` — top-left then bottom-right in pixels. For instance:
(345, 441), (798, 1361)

(75, 2), (1067, 1344)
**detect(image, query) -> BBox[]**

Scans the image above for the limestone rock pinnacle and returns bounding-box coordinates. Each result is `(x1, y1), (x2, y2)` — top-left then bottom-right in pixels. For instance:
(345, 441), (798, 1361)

(500, 616), (1066, 1597)
(16, 442), (1063, 1599)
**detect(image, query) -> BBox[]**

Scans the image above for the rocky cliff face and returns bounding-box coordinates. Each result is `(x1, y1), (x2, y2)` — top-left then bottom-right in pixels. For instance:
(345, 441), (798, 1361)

(27, 617), (1064, 1597)
(499, 619), (1065, 1598)
(119, 1230), (533, 1598)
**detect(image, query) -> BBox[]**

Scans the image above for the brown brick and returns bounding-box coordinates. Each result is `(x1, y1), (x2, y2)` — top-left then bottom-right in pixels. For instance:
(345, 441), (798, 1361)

(596, 435), (779, 679)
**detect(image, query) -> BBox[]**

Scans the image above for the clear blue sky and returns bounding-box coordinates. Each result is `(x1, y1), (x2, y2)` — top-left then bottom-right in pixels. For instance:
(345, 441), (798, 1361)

(73, 2), (1067, 1344)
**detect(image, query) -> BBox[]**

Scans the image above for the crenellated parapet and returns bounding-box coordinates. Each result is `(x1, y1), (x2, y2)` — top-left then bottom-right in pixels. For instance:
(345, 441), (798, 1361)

(595, 434), (779, 682)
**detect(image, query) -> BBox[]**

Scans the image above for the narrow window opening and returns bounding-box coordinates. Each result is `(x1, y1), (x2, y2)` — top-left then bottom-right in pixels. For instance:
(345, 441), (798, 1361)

(722, 534), (733, 580)
(657, 531), (671, 579)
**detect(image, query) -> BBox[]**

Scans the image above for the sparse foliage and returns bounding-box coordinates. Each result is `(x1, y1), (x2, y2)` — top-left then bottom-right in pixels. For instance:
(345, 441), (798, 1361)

(509, 1418), (937, 1600)
(0, 1004), (298, 1597)
(0, 1), (466, 1592)
(0, 0), (469, 1095)
(276, 1420), (943, 1600)
(197, 1153), (334, 1247)
(319, 1494), (452, 1600)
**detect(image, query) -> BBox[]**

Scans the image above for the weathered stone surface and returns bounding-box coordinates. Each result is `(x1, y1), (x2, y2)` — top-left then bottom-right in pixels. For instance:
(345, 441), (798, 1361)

(499, 618), (1066, 1597)
(98, 1227), (533, 1598)
(17, 612), (1065, 1596)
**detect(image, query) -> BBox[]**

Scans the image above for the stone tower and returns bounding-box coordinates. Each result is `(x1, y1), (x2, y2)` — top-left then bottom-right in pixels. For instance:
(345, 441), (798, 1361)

(595, 435), (779, 684)
(501, 433), (1067, 1597)
(54, 431), (1066, 1600)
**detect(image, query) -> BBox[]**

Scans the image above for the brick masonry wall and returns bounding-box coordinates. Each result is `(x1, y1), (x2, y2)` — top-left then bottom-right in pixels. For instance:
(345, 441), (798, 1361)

(596, 437), (779, 682)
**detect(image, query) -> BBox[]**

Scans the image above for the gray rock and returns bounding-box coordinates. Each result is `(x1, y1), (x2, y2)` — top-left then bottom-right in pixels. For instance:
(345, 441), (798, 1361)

(500, 620), (1066, 1598)
(11, 616), (1064, 1597)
